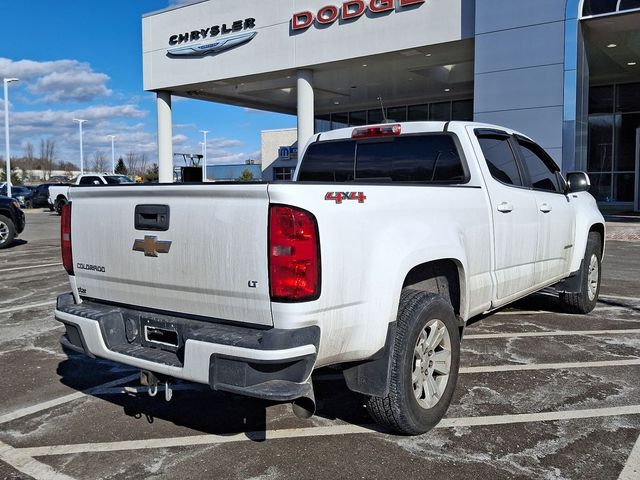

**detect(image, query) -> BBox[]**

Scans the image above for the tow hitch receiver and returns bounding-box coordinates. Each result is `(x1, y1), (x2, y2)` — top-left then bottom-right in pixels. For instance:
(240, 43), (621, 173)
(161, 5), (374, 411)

(140, 370), (173, 401)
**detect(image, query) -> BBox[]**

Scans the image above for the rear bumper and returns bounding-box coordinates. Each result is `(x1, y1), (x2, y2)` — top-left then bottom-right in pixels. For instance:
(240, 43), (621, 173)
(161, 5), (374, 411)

(55, 294), (319, 402)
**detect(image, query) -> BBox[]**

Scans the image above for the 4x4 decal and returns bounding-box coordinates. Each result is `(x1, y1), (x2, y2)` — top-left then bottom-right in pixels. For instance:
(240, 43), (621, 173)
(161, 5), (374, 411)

(325, 192), (367, 204)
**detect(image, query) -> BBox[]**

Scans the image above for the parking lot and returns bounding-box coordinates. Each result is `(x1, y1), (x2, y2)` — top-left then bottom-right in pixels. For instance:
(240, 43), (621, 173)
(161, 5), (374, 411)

(1, 210), (639, 480)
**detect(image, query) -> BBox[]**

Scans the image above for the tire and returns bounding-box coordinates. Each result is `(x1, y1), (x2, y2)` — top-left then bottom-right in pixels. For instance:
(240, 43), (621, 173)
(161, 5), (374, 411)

(559, 232), (602, 314)
(55, 197), (67, 216)
(48, 204), (54, 212)
(367, 290), (461, 435)
(0, 214), (16, 249)
(24, 199), (32, 209)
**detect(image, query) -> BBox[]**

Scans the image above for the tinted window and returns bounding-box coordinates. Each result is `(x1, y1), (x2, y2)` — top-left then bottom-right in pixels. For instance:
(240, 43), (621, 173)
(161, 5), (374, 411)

(79, 176), (101, 185)
(356, 136), (465, 182)
(298, 135), (466, 184)
(517, 140), (561, 193)
(298, 141), (355, 182)
(477, 135), (523, 186)
(104, 176), (134, 184)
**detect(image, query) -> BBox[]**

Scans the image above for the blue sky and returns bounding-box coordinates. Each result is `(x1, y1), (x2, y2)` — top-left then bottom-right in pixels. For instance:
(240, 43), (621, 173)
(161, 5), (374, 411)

(0, 0), (295, 168)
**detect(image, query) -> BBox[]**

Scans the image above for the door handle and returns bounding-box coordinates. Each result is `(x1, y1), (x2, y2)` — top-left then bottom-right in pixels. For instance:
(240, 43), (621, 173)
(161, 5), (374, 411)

(497, 202), (514, 213)
(539, 203), (552, 213)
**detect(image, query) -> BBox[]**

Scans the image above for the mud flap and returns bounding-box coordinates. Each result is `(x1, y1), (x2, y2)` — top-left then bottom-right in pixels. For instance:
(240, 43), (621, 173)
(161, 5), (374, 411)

(342, 323), (396, 398)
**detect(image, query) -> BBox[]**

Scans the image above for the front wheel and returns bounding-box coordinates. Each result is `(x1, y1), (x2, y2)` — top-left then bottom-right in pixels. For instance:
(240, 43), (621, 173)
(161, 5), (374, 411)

(559, 232), (602, 314)
(0, 215), (16, 249)
(367, 290), (460, 435)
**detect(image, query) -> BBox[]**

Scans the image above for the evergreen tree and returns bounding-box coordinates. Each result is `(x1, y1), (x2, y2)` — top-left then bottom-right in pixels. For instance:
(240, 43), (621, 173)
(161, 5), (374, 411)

(114, 158), (127, 175)
(238, 168), (254, 182)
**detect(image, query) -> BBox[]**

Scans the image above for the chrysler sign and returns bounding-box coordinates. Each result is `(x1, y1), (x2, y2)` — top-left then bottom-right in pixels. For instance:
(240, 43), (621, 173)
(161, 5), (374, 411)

(292, 0), (425, 31)
(167, 18), (257, 57)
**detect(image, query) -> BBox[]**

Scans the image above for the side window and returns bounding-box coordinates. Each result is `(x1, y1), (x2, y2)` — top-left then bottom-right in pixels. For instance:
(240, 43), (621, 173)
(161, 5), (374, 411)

(516, 140), (562, 193)
(477, 135), (523, 186)
(79, 176), (100, 185)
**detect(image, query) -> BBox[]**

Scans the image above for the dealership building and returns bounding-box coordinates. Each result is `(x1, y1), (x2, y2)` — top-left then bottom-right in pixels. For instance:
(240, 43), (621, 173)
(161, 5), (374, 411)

(143, 0), (640, 211)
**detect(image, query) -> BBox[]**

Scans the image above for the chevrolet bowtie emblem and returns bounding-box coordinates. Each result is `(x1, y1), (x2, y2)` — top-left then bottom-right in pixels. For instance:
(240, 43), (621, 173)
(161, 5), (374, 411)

(133, 236), (172, 257)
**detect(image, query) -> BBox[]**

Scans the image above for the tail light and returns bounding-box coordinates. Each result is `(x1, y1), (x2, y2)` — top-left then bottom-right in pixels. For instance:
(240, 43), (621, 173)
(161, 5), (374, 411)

(352, 124), (401, 139)
(269, 205), (320, 302)
(61, 203), (74, 275)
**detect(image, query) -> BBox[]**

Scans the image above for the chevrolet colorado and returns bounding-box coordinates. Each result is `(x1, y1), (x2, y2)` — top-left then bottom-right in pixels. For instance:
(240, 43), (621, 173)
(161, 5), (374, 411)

(55, 121), (605, 434)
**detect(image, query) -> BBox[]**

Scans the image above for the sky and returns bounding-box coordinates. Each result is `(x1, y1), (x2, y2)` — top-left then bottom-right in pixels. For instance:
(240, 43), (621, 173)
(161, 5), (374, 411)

(0, 0), (295, 169)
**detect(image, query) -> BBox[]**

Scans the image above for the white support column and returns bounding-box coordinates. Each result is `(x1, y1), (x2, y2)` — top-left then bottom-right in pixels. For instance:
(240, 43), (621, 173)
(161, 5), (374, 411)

(156, 91), (173, 183)
(297, 70), (314, 149)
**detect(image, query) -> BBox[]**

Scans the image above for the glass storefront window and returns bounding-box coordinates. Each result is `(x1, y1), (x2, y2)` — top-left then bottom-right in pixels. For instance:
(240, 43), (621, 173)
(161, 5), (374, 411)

(619, 0), (640, 10)
(368, 108), (385, 124)
(315, 114), (331, 133)
(408, 104), (429, 121)
(616, 82), (640, 113)
(387, 106), (407, 122)
(583, 0), (621, 15)
(430, 102), (451, 121)
(615, 173), (635, 202)
(452, 100), (474, 121)
(588, 173), (613, 202)
(349, 110), (367, 126)
(588, 115), (614, 172)
(331, 112), (348, 129)
(614, 113), (640, 171)
(589, 85), (614, 114)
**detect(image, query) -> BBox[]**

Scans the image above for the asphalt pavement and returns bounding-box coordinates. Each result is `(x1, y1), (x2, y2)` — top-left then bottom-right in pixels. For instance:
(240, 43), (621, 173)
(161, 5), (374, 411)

(0, 209), (639, 480)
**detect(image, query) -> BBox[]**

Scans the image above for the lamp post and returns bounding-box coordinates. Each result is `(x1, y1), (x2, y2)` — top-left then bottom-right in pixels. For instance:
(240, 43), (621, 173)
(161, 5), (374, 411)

(73, 119), (87, 174)
(108, 135), (116, 174)
(3, 78), (19, 198)
(200, 130), (208, 182)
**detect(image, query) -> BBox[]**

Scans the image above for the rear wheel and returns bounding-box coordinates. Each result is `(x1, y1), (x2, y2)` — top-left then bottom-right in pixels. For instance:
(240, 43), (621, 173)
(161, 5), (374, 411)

(55, 197), (67, 215)
(367, 290), (460, 435)
(559, 232), (602, 314)
(0, 215), (16, 249)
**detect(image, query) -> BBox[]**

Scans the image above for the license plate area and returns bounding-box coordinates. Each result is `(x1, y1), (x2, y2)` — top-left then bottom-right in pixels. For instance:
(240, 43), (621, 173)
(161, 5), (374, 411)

(141, 317), (182, 352)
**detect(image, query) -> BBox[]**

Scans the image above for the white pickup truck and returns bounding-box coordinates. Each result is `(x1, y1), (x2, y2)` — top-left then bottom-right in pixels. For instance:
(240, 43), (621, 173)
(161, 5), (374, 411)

(49, 174), (134, 214)
(55, 121), (604, 434)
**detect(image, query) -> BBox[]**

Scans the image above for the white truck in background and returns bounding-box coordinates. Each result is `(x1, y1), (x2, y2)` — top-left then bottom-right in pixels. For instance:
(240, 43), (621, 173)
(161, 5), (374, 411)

(49, 174), (134, 214)
(54, 121), (604, 435)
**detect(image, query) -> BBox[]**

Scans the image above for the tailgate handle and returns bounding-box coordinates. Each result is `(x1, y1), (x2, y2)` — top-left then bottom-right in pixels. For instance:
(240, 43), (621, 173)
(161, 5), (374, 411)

(135, 205), (170, 231)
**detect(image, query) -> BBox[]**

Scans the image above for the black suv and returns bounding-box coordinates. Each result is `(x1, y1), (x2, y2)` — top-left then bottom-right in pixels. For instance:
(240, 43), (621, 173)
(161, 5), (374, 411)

(0, 196), (26, 249)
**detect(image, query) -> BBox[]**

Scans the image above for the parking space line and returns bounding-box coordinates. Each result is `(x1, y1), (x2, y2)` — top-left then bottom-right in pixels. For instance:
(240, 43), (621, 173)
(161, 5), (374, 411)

(0, 263), (62, 273)
(0, 374), (138, 425)
(0, 300), (57, 314)
(619, 434), (640, 480)
(14, 404), (640, 457)
(464, 329), (640, 340)
(600, 294), (640, 303)
(460, 358), (640, 374)
(0, 440), (77, 480)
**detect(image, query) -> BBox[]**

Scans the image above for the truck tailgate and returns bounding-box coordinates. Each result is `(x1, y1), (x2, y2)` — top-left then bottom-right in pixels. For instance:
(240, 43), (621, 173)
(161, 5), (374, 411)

(69, 184), (272, 327)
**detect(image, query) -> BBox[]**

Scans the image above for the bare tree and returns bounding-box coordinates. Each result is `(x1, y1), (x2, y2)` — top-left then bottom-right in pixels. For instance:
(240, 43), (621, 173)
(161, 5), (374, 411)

(91, 151), (109, 173)
(126, 152), (141, 177)
(39, 139), (56, 180)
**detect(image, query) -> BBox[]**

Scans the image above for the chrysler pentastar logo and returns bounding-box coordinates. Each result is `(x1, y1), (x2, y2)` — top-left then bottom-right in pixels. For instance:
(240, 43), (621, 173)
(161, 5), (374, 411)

(133, 236), (172, 257)
(167, 31), (257, 57)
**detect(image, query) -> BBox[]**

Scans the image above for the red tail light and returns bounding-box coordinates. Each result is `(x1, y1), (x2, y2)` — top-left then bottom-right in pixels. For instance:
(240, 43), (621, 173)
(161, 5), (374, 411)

(61, 203), (74, 275)
(269, 205), (320, 302)
(352, 124), (401, 139)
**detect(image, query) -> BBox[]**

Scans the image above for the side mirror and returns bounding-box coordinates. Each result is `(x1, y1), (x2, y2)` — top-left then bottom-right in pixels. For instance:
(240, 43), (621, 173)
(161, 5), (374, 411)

(565, 171), (591, 193)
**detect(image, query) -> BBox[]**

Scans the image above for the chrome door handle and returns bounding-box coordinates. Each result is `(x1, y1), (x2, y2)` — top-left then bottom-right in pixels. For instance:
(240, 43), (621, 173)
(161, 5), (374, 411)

(497, 202), (514, 213)
(539, 203), (552, 213)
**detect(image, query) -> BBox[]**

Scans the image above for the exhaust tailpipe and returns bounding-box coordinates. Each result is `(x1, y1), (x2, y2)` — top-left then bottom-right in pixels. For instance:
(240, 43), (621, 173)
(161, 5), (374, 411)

(292, 382), (316, 419)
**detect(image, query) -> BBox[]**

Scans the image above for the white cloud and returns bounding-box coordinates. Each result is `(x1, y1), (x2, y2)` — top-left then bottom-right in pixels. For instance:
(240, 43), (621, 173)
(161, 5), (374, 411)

(0, 57), (111, 104)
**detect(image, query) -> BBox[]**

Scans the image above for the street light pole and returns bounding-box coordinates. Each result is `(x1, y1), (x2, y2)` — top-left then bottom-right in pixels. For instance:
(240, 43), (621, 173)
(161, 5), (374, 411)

(3, 78), (19, 198)
(200, 130), (209, 182)
(73, 119), (87, 174)
(108, 135), (116, 174)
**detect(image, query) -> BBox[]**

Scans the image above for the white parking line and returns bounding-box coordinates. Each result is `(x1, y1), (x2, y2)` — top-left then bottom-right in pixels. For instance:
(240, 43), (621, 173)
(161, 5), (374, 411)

(0, 440), (77, 480)
(464, 329), (640, 340)
(15, 404), (640, 457)
(0, 374), (138, 425)
(619, 434), (640, 480)
(460, 358), (640, 374)
(0, 262), (62, 273)
(0, 300), (57, 314)
(600, 294), (640, 303)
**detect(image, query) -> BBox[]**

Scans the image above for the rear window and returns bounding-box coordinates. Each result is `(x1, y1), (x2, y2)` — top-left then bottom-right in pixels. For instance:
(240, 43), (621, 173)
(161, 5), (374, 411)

(298, 134), (467, 183)
(104, 176), (134, 184)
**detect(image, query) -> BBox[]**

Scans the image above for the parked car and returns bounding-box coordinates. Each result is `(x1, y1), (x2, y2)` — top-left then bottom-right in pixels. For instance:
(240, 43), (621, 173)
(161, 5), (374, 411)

(30, 183), (65, 210)
(0, 196), (26, 248)
(54, 121), (604, 435)
(49, 174), (135, 214)
(0, 185), (34, 208)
